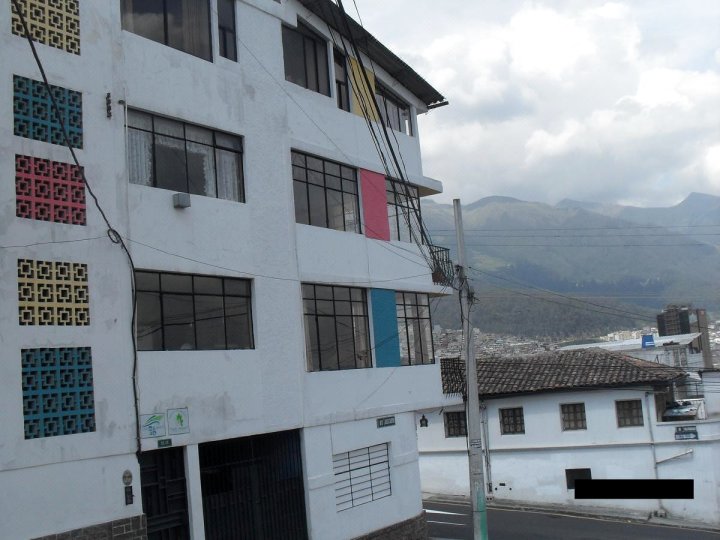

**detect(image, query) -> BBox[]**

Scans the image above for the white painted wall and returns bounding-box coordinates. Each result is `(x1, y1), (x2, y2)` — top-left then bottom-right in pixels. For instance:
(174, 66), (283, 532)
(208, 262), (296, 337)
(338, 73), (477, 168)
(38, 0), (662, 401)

(302, 412), (424, 540)
(418, 389), (720, 526)
(1, 0), (447, 537)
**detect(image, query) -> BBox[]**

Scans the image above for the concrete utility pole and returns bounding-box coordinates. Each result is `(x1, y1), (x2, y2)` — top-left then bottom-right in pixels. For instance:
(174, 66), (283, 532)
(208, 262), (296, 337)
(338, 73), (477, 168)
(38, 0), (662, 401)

(453, 199), (489, 540)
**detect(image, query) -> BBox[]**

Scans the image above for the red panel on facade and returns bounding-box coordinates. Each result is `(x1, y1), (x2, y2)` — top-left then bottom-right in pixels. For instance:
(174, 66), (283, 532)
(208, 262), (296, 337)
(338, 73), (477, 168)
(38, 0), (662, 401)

(360, 169), (389, 240)
(15, 155), (86, 225)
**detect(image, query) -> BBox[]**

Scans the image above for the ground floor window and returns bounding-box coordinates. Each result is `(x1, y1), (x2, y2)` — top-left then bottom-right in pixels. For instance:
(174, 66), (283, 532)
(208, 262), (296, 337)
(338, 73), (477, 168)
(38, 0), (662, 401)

(565, 468), (592, 490)
(333, 443), (391, 511)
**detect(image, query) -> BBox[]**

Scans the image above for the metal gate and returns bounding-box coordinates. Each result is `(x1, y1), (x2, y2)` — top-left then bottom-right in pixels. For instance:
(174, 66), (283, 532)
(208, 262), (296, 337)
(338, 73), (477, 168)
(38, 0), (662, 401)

(199, 429), (308, 539)
(139, 447), (190, 540)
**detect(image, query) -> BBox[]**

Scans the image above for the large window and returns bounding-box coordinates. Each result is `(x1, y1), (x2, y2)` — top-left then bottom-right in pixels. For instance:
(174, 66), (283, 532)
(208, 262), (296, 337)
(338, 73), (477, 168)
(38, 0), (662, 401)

(444, 411), (467, 438)
(127, 109), (245, 202)
(616, 399), (644, 427)
(292, 151), (360, 233)
(218, 0), (237, 61)
(386, 179), (421, 243)
(499, 407), (525, 435)
(375, 83), (412, 135)
(302, 284), (370, 371)
(121, 0), (212, 61)
(135, 271), (254, 351)
(560, 403), (587, 431)
(396, 292), (434, 365)
(282, 22), (330, 95)
(334, 49), (350, 111)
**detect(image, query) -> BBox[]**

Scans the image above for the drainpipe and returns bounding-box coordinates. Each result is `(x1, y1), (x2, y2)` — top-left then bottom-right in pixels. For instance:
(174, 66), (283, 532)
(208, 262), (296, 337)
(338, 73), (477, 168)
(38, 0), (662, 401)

(644, 391), (666, 517)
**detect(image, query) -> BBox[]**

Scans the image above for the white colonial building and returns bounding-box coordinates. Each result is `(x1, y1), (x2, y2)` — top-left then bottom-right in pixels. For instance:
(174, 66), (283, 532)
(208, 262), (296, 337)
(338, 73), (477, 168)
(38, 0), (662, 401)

(0, 1), (451, 538)
(417, 350), (720, 527)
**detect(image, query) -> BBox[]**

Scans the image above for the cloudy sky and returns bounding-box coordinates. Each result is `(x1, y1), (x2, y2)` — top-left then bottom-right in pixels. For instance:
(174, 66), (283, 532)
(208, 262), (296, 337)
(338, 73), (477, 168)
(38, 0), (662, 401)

(355, 0), (720, 207)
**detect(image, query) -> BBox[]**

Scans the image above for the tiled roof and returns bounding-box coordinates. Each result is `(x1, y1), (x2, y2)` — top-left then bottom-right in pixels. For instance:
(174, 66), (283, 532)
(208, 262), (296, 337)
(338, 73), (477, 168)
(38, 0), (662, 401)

(441, 348), (685, 397)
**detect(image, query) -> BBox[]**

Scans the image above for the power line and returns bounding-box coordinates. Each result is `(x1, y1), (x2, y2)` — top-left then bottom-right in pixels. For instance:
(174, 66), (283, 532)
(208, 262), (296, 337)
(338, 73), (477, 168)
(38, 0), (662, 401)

(428, 224), (720, 232)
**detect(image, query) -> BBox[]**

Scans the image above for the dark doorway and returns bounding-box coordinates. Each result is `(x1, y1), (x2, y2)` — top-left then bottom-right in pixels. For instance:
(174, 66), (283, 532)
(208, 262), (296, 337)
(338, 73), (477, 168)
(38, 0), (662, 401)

(199, 429), (308, 539)
(139, 447), (190, 540)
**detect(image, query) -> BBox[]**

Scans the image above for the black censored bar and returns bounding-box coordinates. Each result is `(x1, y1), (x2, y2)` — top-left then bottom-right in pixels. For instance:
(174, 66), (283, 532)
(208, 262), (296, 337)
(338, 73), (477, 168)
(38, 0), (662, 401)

(575, 479), (694, 499)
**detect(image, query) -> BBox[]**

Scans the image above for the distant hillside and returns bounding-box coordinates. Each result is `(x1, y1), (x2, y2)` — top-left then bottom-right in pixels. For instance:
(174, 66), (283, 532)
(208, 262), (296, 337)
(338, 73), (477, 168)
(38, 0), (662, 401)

(424, 193), (720, 337)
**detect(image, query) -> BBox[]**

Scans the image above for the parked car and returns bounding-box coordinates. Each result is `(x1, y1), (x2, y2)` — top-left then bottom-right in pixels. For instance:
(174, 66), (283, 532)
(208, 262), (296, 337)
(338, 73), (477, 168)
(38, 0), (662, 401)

(662, 400), (699, 420)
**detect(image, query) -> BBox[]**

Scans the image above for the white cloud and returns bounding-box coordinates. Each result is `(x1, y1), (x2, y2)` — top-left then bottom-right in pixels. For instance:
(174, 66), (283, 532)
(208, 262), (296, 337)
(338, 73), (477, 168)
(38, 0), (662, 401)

(356, 0), (720, 206)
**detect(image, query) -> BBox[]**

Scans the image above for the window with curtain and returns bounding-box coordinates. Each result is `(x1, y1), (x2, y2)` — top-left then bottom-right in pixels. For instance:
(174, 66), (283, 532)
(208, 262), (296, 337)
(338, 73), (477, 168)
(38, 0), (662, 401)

(375, 83), (412, 135)
(127, 109), (244, 202)
(396, 292), (434, 365)
(121, 0), (212, 61)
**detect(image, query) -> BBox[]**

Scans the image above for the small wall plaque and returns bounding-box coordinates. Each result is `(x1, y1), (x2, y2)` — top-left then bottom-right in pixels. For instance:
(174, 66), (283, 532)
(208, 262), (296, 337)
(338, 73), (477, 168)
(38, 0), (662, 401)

(377, 416), (396, 428)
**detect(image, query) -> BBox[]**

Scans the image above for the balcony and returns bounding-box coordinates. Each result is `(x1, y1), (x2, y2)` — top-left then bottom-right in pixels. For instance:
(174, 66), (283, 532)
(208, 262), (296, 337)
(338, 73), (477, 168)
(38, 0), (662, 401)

(429, 245), (454, 287)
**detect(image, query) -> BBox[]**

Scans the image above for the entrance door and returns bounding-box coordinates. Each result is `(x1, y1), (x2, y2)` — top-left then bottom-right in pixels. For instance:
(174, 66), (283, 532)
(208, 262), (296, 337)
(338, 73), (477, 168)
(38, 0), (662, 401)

(199, 429), (308, 539)
(139, 447), (190, 540)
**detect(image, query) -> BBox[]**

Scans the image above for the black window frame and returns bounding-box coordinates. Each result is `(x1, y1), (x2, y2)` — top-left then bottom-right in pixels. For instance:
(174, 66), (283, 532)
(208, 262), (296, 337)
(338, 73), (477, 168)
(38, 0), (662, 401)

(121, 0), (213, 61)
(292, 150), (361, 233)
(565, 468), (592, 490)
(375, 83), (412, 135)
(560, 403), (587, 431)
(127, 109), (245, 202)
(444, 411), (467, 438)
(218, 0), (237, 61)
(499, 407), (525, 435)
(282, 22), (330, 96)
(396, 291), (434, 366)
(135, 270), (254, 351)
(302, 283), (371, 372)
(386, 178), (422, 243)
(616, 399), (644, 427)
(334, 48), (350, 112)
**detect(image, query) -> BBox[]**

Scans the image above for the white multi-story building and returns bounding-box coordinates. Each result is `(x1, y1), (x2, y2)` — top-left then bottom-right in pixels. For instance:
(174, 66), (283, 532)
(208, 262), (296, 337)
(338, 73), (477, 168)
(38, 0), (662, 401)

(417, 350), (720, 527)
(0, 1), (451, 538)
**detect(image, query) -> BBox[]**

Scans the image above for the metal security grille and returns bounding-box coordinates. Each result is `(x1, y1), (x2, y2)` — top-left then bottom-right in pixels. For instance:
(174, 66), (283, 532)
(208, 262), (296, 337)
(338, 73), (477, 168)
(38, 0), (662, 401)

(561, 403), (587, 430)
(616, 399), (644, 427)
(499, 407), (525, 434)
(199, 430), (308, 540)
(444, 411), (467, 437)
(333, 443), (391, 511)
(139, 447), (190, 540)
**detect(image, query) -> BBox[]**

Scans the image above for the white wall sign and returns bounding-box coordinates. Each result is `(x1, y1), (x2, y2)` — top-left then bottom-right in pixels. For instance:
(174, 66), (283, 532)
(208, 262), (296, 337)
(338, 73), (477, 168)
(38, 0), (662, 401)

(140, 413), (166, 438)
(167, 408), (190, 435)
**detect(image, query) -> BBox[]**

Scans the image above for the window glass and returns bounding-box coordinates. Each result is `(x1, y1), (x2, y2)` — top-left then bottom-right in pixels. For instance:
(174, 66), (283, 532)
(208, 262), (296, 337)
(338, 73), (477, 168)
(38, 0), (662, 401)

(121, 0), (165, 44)
(303, 284), (370, 371)
(334, 49), (350, 111)
(126, 109), (244, 202)
(282, 26), (306, 87)
(282, 23), (330, 96)
(375, 84), (412, 135)
(444, 411), (467, 437)
(500, 407), (525, 434)
(386, 179), (421, 243)
(292, 151), (360, 233)
(396, 292), (434, 365)
(218, 0), (237, 61)
(135, 271), (253, 351)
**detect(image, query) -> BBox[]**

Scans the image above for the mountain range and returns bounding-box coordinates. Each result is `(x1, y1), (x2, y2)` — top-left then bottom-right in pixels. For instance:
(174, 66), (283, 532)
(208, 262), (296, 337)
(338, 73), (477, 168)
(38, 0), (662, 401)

(422, 192), (720, 338)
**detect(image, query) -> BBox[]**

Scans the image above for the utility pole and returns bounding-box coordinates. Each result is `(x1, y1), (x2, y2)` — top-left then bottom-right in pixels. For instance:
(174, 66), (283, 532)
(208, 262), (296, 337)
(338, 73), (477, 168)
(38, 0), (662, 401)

(453, 199), (489, 540)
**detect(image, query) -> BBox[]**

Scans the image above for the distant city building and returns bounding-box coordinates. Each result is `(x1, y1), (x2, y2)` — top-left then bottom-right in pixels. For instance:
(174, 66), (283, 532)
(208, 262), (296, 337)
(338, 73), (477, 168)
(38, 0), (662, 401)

(657, 305), (713, 368)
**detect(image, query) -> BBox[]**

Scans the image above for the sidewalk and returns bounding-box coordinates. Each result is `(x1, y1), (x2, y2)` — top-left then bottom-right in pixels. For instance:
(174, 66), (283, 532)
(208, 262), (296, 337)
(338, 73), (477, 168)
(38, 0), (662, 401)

(423, 492), (720, 534)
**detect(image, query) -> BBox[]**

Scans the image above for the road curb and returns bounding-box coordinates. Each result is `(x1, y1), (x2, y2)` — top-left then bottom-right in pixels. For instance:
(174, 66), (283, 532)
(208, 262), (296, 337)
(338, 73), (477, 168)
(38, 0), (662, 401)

(423, 493), (720, 534)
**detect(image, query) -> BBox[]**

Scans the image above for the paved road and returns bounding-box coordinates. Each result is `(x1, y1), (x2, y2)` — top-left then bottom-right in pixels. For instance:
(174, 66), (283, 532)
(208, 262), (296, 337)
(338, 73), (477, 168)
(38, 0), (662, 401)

(424, 500), (720, 540)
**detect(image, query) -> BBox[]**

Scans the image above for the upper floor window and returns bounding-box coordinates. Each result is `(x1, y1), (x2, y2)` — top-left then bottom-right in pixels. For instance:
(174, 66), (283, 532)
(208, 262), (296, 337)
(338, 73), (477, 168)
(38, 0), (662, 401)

(292, 151), (360, 233)
(500, 407), (525, 435)
(121, 0), (212, 61)
(135, 271), (254, 351)
(444, 411), (467, 438)
(560, 403), (587, 430)
(282, 22), (330, 96)
(396, 292), (434, 365)
(616, 399), (644, 427)
(375, 83), (412, 135)
(127, 109), (245, 202)
(386, 179), (421, 243)
(218, 0), (237, 61)
(303, 284), (370, 371)
(334, 49), (350, 111)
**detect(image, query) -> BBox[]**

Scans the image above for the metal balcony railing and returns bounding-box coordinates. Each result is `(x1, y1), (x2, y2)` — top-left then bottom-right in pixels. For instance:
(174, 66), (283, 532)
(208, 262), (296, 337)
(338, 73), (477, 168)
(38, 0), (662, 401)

(429, 244), (454, 287)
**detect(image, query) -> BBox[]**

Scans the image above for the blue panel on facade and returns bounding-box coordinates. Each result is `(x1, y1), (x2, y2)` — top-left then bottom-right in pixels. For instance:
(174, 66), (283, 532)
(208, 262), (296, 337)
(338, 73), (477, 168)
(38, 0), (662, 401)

(371, 289), (400, 368)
